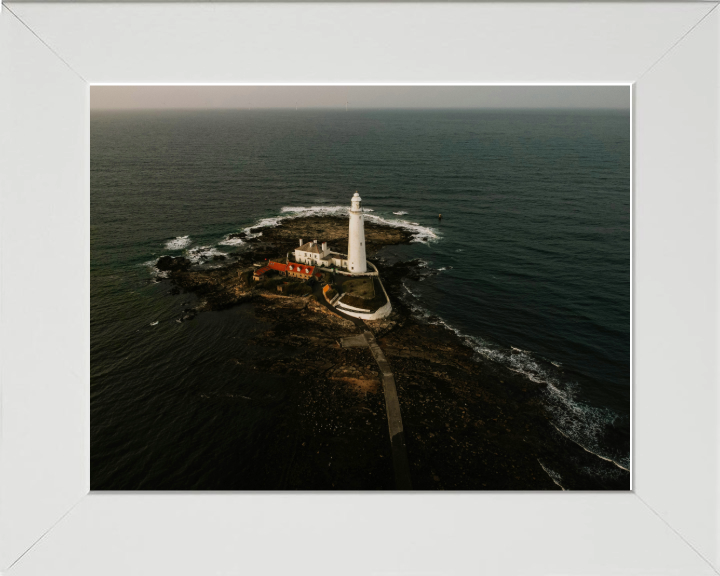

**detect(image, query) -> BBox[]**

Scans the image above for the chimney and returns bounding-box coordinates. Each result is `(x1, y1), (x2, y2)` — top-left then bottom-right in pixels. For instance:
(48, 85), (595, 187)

(299, 239), (303, 247)
(314, 239), (318, 244)
(322, 242), (327, 251)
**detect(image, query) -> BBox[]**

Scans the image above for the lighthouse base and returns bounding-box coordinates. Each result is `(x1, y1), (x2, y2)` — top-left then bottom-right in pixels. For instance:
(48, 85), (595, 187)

(329, 262), (392, 320)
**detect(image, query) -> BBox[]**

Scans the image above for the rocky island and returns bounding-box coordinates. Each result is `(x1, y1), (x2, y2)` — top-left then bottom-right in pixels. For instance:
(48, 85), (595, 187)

(154, 215), (630, 490)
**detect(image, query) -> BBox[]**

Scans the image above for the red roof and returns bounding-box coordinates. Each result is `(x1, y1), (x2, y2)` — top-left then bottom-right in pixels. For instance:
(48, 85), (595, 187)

(267, 261), (287, 272)
(287, 262), (315, 276)
(253, 266), (272, 276)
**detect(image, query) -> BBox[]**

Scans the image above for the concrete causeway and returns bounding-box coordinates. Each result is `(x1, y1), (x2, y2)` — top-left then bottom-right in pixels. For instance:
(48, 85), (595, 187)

(317, 280), (412, 489)
(363, 330), (413, 490)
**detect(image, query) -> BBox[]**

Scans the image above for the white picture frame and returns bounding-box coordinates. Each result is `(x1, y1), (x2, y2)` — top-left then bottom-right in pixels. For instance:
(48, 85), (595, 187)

(1, 2), (718, 574)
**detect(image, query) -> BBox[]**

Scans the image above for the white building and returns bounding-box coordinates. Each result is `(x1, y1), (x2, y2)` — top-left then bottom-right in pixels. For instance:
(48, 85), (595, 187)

(292, 192), (368, 274)
(294, 239), (348, 270)
(347, 192), (367, 274)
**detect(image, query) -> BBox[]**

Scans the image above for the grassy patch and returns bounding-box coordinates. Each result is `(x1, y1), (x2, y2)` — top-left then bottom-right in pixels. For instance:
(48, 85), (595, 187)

(285, 283), (312, 296)
(259, 277), (285, 289)
(341, 277), (375, 299)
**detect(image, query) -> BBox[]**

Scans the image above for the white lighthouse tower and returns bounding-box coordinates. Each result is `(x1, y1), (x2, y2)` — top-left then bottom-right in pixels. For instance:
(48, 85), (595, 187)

(347, 191), (367, 274)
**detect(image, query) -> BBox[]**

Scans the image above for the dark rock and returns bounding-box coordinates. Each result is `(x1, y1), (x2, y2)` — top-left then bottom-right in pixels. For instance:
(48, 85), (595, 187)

(178, 309), (197, 322)
(150, 215), (629, 491)
(156, 255), (191, 272)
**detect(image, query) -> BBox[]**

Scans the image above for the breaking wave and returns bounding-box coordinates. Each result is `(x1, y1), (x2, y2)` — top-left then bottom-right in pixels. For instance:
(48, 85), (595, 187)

(537, 459), (565, 490)
(280, 205), (373, 214)
(219, 235), (245, 246)
(185, 246), (227, 264)
(399, 279), (630, 472)
(141, 259), (168, 278)
(183, 205), (439, 259)
(277, 206), (439, 244)
(150, 203), (439, 272)
(165, 236), (191, 250)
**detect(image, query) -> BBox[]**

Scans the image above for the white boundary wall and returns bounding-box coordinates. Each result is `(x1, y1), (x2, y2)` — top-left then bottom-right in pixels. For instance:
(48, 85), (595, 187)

(335, 261), (392, 320)
(337, 300), (392, 321)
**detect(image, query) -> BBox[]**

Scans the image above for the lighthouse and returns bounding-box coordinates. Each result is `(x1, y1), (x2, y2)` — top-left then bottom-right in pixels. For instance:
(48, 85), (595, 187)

(347, 191), (367, 274)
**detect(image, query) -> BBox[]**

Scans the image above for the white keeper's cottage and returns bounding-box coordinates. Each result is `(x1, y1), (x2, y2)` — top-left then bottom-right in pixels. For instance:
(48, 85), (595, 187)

(293, 191), (369, 275)
(292, 191), (392, 320)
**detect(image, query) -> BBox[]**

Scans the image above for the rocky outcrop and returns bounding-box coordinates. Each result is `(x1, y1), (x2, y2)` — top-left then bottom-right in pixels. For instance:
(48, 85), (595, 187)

(257, 216), (412, 257)
(156, 255), (191, 272)
(153, 215), (629, 491)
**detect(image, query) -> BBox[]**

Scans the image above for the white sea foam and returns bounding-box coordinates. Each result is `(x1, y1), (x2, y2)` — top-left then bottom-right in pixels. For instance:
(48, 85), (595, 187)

(218, 235), (245, 246)
(165, 236), (191, 250)
(366, 214), (438, 243)
(142, 259), (168, 278)
(221, 205), (437, 247)
(150, 321), (159, 326)
(281, 205), (374, 214)
(413, 262), (441, 282)
(282, 206), (345, 215)
(537, 459), (566, 490)
(580, 462), (629, 483)
(272, 205), (439, 244)
(393, 211), (408, 215)
(543, 378), (630, 471)
(398, 278), (630, 472)
(185, 245), (227, 264)
(240, 216), (289, 238)
(278, 205), (372, 219)
(401, 280), (417, 297)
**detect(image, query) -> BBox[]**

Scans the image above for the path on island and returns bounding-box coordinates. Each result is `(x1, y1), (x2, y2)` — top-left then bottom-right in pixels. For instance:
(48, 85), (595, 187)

(312, 281), (412, 490)
(361, 330), (413, 490)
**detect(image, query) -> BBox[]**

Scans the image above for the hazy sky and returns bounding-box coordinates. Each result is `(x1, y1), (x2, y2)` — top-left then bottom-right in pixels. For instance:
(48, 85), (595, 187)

(91, 86), (629, 110)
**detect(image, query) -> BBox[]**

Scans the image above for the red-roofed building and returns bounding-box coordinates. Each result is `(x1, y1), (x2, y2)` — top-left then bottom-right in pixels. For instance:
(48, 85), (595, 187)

(267, 261), (288, 275)
(286, 262), (315, 281)
(253, 266), (273, 281)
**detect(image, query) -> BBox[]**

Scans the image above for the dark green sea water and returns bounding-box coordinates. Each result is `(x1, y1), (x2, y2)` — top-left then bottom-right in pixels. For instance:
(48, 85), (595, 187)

(91, 109), (630, 488)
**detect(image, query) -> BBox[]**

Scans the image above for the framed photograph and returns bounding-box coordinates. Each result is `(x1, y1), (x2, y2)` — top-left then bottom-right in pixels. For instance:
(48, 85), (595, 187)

(1, 2), (718, 575)
(86, 84), (632, 496)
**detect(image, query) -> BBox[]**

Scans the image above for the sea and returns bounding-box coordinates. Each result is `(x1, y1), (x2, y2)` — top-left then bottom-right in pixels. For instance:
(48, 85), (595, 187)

(91, 108), (630, 489)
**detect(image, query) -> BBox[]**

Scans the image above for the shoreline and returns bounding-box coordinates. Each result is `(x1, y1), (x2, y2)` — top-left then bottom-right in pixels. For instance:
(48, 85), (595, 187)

(153, 215), (630, 490)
